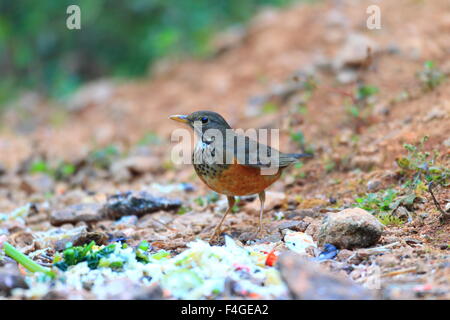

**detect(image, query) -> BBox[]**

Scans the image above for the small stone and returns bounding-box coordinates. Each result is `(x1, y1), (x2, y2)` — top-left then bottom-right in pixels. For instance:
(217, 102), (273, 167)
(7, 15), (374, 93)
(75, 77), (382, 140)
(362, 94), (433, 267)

(20, 174), (55, 194)
(304, 219), (321, 239)
(285, 208), (320, 219)
(50, 203), (103, 226)
(259, 233), (282, 243)
(336, 69), (358, 84)
(445, 202), (450, 213)
(110, 156), (160, 182)
(278, 252), (373, 299)
(336, 249), (354, 262)
(423, 108), (446, 122)
(114, 215), (138, 227)
(392, 206), (411, 221)
(350, 154), (382, 171)
(372, 103), (390, 116)
(318, 208), (384, 249)
(333, 33), (378, 70)
(277, 220), (302, 231)
(375, 253), (397, 267)
(90, 278), (163, 300)
(443, 137), (450, 148)
(293, 220), (310, 232)
(54, 231), (108, 251)
(0, 269), (28, 296)
(101, 191), (182, 220)
(367, 179), (381, 192)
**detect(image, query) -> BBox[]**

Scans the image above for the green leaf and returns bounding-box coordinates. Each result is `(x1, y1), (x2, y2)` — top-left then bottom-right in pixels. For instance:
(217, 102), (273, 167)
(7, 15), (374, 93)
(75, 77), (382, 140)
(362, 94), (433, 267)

(3, 242), (55, 277)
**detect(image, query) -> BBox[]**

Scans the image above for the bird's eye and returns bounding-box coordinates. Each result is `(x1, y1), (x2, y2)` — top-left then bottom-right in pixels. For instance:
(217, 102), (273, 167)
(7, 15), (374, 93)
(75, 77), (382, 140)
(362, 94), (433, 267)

(201, 116), (208, 124)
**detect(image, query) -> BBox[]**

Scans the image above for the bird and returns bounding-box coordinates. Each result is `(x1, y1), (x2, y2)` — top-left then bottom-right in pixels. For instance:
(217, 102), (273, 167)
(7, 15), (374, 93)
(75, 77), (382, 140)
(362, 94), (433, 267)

(169, 110), (312, 242)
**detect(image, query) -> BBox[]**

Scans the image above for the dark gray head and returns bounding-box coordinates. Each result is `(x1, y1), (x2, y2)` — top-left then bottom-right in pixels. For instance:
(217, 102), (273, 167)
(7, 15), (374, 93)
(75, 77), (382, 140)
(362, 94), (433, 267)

(169, 110), (232, 136)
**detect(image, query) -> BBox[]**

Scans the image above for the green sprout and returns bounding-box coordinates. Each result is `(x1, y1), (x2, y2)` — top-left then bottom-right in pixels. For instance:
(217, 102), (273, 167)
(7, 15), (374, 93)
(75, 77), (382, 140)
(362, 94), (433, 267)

(417, 60), (446, 91)
(231, 197), (241, 213)
(54, 241), (117, 271)
(3, 242), (55, 277)
(396, 136), (449, 188)
(377, 213), (405, 226)
(88, 145), (120, 169)
(262, 102), (278, 114)
(355, 189), (398, 214)
(345, 84), (379, 121)
(28, 159), (77, 180)
(138, 132), (162, 146)
(176, 206), (191, 215)
(355, 85), (379, 101)
(29, 160), (50, 174)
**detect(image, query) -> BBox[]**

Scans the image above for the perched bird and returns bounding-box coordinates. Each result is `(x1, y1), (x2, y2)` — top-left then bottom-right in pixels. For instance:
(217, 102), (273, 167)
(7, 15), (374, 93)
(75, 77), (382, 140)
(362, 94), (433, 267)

(169, 111), (311, 241)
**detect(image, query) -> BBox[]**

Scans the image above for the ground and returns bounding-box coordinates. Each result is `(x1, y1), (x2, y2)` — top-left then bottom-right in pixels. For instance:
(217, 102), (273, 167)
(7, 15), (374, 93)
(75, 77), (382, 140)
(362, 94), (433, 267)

(0, 0), (449, 299)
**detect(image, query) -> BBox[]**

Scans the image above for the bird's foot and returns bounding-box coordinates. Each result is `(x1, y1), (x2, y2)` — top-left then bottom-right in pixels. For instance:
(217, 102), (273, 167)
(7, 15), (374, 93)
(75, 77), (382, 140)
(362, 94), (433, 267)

(209, 229), (222, 244)
(254, 226), (266, 239)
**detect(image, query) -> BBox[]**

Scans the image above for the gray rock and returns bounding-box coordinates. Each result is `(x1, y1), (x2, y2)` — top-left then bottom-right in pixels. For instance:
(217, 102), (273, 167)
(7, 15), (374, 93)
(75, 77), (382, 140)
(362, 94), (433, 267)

(367, 179), (381, 192)
(277, 221), (303, 231)
(305, 219), (322, 239)
(423, 107), (446, 122)
(101, 191), (182, 220)
(0, 267), (28, 296)
(350, 154), (382, 171)
(114, 215), (139, 226)
(336, 68), (358, 84)
(50, 203), (103, 226)
(443, 137), (450, 148)
(54, 230), (108, 251)
(392, 206), (411, 221)
(278, 252), (373, 299)
(110, 156), (159, 182)
(333, 33), (378, 70)
(318, 208), (384, 249)
(20, 174), (55, 194)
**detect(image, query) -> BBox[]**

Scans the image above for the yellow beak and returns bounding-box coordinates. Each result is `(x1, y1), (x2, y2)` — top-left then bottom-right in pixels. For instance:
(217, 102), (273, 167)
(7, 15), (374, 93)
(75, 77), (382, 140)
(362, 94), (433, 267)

(169, 114), (189, 123)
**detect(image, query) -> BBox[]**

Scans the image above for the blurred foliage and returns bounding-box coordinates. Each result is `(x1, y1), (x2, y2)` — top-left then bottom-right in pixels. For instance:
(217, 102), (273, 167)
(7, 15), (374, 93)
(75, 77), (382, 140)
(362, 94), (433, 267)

(416, 60), (446, 92)
(0, 0), (293, 105)
(29, 158), (77, 180)
(396, 136), (449, 188)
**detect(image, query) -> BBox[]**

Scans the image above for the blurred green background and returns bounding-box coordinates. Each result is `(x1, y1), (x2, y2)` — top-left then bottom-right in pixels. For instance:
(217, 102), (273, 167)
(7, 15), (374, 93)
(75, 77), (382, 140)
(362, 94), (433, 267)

(0, 0), (293, 106)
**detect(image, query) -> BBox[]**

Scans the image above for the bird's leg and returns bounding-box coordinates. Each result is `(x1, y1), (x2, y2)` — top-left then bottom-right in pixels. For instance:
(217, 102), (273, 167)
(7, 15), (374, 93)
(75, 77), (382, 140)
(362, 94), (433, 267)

(256, 191), (266, 236)
(210, 196), (235, 243)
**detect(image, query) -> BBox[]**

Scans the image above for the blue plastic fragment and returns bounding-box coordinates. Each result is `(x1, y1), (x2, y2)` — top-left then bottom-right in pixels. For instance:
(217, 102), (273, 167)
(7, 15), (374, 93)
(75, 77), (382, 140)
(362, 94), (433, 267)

(316, 243), (338, 261)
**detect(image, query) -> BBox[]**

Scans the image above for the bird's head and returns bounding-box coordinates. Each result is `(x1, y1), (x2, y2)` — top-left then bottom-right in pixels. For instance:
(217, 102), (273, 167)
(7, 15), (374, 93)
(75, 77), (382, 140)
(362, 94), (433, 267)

(169, 110), (232, 137)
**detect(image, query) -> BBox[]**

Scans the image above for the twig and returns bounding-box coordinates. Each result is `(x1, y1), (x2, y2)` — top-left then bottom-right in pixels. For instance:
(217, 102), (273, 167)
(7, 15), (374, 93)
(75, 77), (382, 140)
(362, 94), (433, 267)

(382, 267), (417, 278)
(428, 182), (448, 223)
(151, 217), (177, 232)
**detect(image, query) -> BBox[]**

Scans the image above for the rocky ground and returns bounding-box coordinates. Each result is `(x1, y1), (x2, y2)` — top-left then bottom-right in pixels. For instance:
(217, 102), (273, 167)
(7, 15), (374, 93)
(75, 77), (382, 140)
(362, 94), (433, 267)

(0, 0), (449, 299)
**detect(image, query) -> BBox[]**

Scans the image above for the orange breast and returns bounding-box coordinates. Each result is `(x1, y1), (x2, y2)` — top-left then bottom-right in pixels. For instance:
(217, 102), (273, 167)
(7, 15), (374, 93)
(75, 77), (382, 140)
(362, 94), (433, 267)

(197, 162), (282, 196)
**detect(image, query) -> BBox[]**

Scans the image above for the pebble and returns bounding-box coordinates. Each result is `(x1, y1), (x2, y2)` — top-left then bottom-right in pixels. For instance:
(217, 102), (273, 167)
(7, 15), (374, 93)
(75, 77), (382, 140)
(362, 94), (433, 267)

(393, 206), (411, 221)
(20, 174), (55, 194)
(50, 203), (103, 226)
(318, 208), (384, 249)
(0, 268), (28, 296)
(367, 179), (382, 192)
(278, 252), (373, 299)
(101, 191), (182, 220)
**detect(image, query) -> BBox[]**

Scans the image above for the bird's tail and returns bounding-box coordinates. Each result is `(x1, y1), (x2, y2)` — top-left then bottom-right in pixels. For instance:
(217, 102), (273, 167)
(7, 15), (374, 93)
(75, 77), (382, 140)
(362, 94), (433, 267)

(288, 153), (314, 159)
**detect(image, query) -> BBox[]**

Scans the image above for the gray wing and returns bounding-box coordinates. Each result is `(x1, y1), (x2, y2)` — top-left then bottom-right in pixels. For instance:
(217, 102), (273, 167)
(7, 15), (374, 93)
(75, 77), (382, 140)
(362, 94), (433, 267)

(228, 135), (311, 169)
